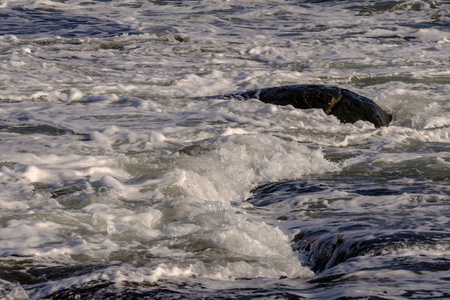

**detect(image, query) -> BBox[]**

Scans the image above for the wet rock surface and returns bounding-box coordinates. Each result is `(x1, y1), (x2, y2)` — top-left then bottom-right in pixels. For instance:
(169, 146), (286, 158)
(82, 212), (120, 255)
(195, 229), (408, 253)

(223, 85), (392, 127)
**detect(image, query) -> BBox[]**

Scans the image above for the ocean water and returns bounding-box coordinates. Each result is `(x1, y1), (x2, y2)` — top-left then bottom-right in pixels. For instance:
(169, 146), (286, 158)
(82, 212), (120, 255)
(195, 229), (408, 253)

(0, 0), (449, 299)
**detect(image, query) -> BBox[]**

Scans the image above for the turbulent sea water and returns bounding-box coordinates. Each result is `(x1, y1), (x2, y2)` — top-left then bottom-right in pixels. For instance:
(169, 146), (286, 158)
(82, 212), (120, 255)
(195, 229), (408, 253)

(0, 0), (449, 299)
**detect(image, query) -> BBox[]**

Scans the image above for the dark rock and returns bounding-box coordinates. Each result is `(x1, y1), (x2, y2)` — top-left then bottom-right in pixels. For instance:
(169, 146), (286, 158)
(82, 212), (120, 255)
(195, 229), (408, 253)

(330, 88), (392, 127)
(223, 85), (392, 127)
(228, 85), (342, 114)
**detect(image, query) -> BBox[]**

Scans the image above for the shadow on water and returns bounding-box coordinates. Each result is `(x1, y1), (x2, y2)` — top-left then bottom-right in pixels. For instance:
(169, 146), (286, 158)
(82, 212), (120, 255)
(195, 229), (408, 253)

(248, 176), (450, 207)
(39, 279), (310, 300)
(0, 259), (108, 286)
(0, 124), (90, 140)
(0, 7), (140, 38)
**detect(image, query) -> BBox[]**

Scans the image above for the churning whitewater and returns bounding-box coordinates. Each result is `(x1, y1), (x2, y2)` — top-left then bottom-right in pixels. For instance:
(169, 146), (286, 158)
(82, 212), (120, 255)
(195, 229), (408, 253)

(0, 0), (449, 299)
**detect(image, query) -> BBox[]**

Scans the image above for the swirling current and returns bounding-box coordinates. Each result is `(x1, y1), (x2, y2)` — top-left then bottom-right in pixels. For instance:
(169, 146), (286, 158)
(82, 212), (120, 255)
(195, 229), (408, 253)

(0, 1), (449, 299)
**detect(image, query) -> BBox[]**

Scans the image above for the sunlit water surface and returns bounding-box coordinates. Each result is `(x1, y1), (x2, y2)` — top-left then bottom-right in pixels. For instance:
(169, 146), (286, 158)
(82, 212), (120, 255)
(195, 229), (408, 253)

(0, 0), (449, 299)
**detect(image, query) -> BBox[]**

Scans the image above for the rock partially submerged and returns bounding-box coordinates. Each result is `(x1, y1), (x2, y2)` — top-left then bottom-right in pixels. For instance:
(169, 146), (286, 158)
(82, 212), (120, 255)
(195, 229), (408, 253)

(222, 85), (392, 127)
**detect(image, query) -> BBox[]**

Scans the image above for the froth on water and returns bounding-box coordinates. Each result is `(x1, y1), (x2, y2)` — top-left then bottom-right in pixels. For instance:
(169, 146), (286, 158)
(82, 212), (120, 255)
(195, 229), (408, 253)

(0, 0), (449, 299)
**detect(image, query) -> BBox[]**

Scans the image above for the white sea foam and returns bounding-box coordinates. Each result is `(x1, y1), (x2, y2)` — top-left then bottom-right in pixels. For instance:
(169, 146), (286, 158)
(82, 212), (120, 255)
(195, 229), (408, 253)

(0, 0), (449, 298)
